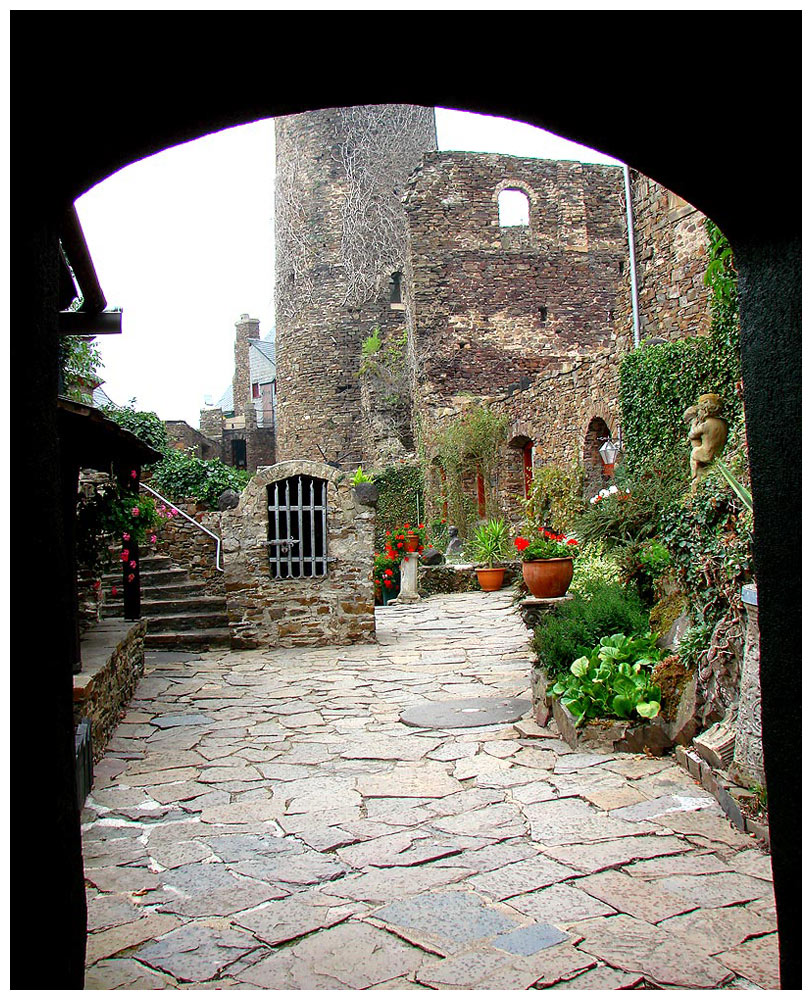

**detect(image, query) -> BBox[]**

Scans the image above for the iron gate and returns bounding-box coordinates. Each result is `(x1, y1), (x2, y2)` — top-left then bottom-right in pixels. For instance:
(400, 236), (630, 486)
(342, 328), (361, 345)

(267, 474), (328, 579)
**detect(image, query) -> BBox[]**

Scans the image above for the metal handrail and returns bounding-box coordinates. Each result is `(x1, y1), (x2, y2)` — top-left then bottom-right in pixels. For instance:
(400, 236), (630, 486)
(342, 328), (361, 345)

(140, 482), (224, 572)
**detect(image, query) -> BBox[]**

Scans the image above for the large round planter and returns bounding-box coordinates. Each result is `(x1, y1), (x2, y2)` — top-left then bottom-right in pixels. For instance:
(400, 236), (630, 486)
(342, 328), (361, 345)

(476, 567), (505, 592)
(522, 558), (573, 598)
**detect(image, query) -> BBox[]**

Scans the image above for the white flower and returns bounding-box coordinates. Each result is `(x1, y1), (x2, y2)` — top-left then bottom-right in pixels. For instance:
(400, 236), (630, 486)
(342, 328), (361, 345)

(600, 489), (610, 498)
(609, 485), (618, 494)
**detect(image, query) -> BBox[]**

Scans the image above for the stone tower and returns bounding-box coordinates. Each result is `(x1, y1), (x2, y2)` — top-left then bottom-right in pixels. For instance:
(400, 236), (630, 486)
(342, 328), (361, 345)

(274, 104), (437, 467)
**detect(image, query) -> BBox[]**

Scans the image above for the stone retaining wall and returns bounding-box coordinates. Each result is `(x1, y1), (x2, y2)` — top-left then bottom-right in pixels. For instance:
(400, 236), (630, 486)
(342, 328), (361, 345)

(418, 561), (521, 597)
(73, 620), (146, 760)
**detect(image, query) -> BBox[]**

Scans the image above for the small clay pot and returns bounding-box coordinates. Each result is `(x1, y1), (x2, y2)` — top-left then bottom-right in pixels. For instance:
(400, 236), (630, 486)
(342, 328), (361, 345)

(476, 567), (506, 592)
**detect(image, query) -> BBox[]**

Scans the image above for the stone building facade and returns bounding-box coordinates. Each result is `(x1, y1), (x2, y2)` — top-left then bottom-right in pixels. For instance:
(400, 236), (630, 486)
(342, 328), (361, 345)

(199, 314), (276, 473)
(271, 108), (714, 524)
(615, 171), (712, 353)
(402, 152), (630, 521)
(209, 460), (376, 648)
(273, 105), (437, 468)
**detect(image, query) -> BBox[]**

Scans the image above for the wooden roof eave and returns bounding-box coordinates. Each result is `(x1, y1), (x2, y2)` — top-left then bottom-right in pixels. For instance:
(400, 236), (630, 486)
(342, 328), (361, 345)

(57, 398), (162, 471)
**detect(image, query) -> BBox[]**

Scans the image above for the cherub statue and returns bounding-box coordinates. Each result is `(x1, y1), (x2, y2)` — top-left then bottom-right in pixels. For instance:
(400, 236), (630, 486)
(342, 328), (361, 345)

(688, 393), (729, 492)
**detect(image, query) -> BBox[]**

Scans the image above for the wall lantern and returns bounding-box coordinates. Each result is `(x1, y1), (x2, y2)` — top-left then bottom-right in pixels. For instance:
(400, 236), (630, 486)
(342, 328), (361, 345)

(599, 429), (623, 473)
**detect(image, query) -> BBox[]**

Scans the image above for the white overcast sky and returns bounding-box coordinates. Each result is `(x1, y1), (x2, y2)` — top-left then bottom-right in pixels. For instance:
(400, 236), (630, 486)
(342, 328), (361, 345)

(76, 108), (622, 428)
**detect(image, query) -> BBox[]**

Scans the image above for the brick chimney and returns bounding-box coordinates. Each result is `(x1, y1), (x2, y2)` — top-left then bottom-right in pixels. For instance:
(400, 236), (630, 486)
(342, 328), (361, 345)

(233, 313), (259, 423)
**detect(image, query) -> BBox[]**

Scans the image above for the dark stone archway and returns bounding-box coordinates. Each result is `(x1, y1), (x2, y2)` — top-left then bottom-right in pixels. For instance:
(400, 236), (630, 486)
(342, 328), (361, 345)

(12, 20), (799, 988)
(583, 416), (612, 499)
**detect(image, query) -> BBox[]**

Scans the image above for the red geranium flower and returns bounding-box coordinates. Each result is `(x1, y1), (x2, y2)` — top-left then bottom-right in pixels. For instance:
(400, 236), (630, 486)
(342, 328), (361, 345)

(127, 573), (135, 582)
(514, 537), (530, 551)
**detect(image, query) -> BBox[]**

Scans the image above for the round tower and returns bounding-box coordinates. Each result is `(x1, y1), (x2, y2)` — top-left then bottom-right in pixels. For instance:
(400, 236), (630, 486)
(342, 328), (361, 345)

(274, 104), (437, 467)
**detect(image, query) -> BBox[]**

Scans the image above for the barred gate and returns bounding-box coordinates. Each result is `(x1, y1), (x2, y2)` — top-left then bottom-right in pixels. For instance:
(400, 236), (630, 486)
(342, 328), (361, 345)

(267, 474), (328, 579)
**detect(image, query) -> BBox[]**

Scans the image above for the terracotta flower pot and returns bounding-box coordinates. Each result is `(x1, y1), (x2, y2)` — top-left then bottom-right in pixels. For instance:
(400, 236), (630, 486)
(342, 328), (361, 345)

(522, 558), (573, 598)
(476, 567), (505, 592)
(404, 532), (420, 553)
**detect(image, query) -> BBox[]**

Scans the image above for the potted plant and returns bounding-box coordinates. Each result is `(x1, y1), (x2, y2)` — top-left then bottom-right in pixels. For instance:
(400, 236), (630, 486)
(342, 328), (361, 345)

(373, 550), (400, 605)
(390, 523), (427, 555)
(514, 528), (579, 598)
(469, 518), (511, 592)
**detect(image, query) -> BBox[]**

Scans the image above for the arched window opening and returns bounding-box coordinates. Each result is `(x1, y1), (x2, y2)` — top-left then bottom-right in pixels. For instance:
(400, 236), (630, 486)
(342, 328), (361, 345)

(476, 468), (486, 518)
(498, 188), (530, 228)
(583, 416), (613, 499)
(389, 271), (404, 309)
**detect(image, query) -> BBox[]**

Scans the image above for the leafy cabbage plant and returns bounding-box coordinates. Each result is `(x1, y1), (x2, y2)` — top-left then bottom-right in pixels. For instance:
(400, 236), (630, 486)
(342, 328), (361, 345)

(547, 632), (663, 727)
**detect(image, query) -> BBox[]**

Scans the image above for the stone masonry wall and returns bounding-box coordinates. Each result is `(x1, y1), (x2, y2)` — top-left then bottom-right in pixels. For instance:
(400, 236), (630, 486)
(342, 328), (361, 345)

(404, 152), (628, 520)
(212, 460), (376, 648)
(157, 500), (226, 594)
(74, 620), (146, 760)
(615, 171), (712, 352)
(165, 420), (220, 460)
(274, 105), (437, 469)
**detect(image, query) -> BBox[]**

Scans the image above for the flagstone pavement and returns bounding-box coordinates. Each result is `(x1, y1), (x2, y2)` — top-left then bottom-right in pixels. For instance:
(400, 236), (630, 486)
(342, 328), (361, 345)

(82, 591), (779, 990)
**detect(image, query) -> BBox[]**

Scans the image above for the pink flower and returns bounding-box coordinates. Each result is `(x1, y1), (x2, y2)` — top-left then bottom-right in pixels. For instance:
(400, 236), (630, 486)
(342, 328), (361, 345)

(122, 532), (130, 542)
(111, 586), (117, 596)
(92, 580), (101, 591)
(130, 469), (137, 479)
(129, 560), (137, 569)
(120, 550), (129, 561)
(131, 506), (140, 517)
(127, 573), (135, 583)
(150, 534), (157, 544)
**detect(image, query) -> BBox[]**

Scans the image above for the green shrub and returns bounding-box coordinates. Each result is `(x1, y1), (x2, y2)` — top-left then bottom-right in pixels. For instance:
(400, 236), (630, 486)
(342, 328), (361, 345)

(102, 401), (169, 455)
(570, 541), (622, 596)
(520, 463), (585, 534)
(532, 581), (650, 678)
(150, 448), (250, 508)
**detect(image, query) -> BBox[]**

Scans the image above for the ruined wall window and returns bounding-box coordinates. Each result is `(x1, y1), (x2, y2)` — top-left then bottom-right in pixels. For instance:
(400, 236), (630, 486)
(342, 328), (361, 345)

(476, 469), (486, 518)
(251, 382), (260, 398)
(390, 271), (404, 310)
(498, 189), (530, 228)
(231, 438), (247, 470)
(267, 475), (328, 580)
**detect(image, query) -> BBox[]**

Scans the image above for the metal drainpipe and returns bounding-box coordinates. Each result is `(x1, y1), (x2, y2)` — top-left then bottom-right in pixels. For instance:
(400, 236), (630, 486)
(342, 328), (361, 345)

(623, 163), (641, 349)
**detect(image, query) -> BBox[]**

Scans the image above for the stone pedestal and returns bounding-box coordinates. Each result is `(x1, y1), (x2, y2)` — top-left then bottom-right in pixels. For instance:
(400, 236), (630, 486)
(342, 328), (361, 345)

(730, 584), (765, 787)
(392, 552), (421, 604)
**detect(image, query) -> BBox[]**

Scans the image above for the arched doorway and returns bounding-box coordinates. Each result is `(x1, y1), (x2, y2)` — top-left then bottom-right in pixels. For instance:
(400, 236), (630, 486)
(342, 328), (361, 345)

(13, 31), (800, 988)
(582, 416), (613, 499)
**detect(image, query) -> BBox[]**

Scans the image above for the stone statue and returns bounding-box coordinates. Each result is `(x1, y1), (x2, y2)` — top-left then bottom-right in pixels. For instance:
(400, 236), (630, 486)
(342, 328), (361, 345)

(687, 393), (729, 492)
(444, 525), (465, 559)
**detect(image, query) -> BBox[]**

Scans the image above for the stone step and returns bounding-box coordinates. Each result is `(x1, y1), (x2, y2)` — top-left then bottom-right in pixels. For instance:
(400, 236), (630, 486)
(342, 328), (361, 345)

(102, 567), (193, 589)
(104, 595), (227, 618)
(145, 629), (232, 650)
(146, 611), (231, 633)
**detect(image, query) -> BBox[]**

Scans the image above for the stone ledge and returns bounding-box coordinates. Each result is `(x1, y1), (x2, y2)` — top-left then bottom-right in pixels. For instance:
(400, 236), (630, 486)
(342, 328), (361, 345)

(74, 619), (147, 759)
(674, 745), (770, 851)
(74, 620), (145, 698)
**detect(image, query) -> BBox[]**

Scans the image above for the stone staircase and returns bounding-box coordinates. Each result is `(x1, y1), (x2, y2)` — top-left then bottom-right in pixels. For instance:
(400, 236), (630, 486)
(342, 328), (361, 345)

(102, 551), (231, 650)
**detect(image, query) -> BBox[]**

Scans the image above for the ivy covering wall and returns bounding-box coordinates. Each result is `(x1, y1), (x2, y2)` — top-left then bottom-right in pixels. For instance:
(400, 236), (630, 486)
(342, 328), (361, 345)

(619, 221), (743, 475)
(372, 463), (424, 549)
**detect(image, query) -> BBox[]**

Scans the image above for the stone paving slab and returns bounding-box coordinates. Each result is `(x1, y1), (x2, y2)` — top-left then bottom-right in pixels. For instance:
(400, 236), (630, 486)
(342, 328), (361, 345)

(81, 591), (777, 990)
